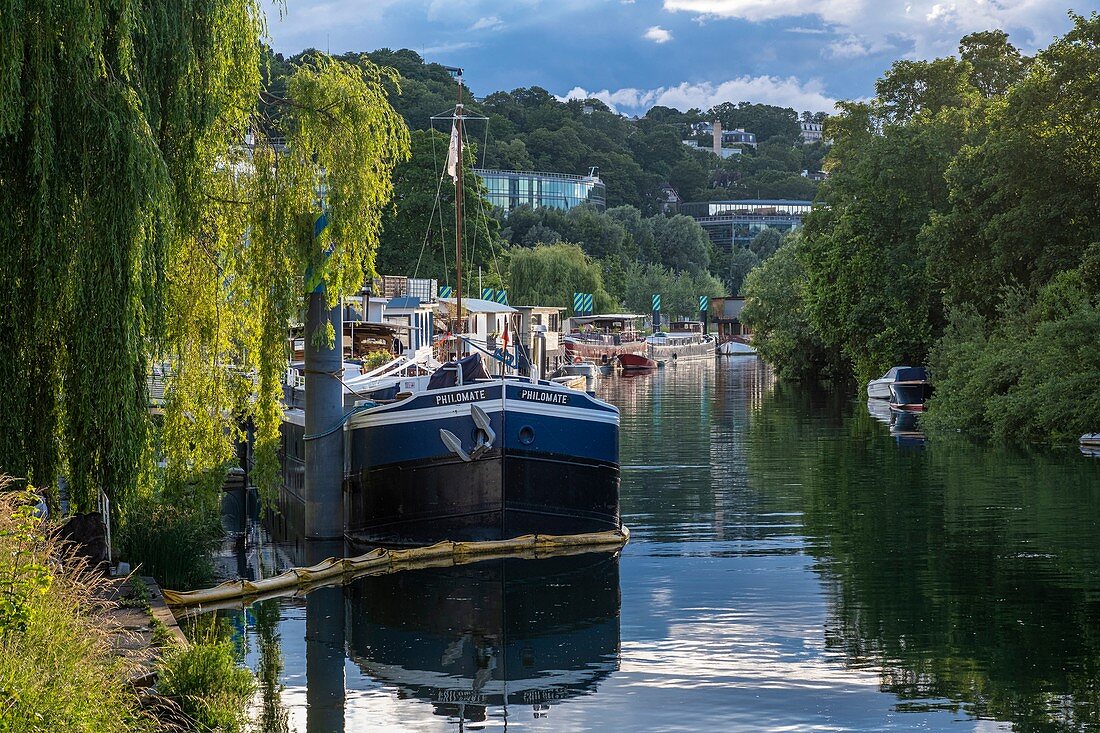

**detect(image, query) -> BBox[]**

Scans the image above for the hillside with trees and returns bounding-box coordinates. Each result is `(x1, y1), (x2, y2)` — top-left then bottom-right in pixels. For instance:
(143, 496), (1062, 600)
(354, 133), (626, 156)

(262, 46), (830, 315)
(262, 47), (829, 213)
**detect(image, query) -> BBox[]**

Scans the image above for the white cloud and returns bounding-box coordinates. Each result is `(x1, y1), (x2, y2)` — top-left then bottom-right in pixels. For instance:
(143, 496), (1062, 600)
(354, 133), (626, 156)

(662, 0), (1070, 58)
(645, 25), (674, 43)
(562, 75), (838, 114)
(824, 34), (885, 58)
(421, 40), (481, 54)
(469, 15), (504, 31)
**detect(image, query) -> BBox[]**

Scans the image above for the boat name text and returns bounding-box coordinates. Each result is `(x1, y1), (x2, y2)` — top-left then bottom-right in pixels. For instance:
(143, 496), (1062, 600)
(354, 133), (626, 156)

(519, 389), (570, 405)
(434, 389), (488, 406)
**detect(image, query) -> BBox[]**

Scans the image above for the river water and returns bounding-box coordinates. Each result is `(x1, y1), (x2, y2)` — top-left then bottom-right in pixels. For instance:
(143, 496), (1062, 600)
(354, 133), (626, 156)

(224, 358), (1100, 732)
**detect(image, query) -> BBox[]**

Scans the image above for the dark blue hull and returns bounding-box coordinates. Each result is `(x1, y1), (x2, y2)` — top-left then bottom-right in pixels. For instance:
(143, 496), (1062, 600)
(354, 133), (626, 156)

(889, 382), (932, 409)
(345, 379), (620, 546)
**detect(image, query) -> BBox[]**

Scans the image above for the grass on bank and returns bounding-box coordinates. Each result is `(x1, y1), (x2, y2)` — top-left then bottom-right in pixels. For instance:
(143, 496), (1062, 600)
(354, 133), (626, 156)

(0, 485), (154, 733)
(0, 479), (256, 733)
(117, 488), (223, 592)
(157, 625), (255, 733)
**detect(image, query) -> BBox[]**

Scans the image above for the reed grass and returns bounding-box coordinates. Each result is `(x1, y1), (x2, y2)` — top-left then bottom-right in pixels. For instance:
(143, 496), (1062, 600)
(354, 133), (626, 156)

(0, 479), (257, 732)
(0, 484), (154, 733)
(117, 492), (222, 591)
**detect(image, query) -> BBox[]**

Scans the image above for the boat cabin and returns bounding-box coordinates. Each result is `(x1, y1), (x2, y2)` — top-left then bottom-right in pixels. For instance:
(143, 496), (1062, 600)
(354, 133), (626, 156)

(288, 321), (410, 363)
(669, 320), (704, 335)
(514, 305), (565, 372)
(567, 314), (646, 344)
(384, 296), (435, 354)
(436, 297), (519, 357)
(343, 295), (387, 324)
(709, 297), (751, 343)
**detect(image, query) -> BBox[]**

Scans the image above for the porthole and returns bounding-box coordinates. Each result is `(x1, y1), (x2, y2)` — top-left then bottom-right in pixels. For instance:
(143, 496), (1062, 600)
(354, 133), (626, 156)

(518, 426), (535, 445)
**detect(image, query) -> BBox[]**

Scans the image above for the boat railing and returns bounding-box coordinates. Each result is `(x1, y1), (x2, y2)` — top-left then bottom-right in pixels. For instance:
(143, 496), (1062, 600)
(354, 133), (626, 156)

(284, 346), (438, 392)
(567, 331), (642, 346)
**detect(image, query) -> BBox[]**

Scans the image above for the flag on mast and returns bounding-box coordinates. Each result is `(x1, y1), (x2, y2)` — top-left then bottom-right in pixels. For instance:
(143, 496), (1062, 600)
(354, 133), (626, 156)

(446, 122), (460, 182)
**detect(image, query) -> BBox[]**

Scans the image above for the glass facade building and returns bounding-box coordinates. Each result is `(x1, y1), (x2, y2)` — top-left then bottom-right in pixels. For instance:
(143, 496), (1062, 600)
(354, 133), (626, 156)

(475, 169), (606, 213)
(680, 199), (815, 251)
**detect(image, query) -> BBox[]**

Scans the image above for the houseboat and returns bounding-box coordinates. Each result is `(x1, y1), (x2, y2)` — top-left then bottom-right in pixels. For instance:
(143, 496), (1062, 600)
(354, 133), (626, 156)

(336, 82), (621, 546)
(710, 296), (757, 355)
(647, 320), (716, 363)
(563, 314), (649, 367)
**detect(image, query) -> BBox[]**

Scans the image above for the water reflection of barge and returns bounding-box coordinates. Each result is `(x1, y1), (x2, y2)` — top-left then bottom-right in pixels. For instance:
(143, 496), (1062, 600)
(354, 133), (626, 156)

(345, 552), (621, 720)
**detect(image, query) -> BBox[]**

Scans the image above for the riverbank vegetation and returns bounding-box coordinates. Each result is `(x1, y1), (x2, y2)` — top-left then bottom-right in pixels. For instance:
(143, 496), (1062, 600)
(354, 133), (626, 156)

(742, 15), (1100, 442)
(0, 485), (253, 732)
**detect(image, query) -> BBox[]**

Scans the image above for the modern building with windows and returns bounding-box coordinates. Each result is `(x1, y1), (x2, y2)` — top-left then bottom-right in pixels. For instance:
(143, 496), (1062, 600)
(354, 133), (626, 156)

(475, 168), (606, 213)
(680, 199), (815, 250)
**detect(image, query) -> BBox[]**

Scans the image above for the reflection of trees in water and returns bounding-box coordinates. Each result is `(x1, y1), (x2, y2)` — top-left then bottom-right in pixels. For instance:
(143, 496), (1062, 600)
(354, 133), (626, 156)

(608, 359), (790, 543)
(749, 384), (1100, 730)
(253, 599), (290, 733)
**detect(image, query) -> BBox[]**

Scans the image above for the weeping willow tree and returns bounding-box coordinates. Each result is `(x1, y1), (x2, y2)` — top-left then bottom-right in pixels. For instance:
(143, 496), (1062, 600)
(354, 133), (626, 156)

(164, 57), (411, 510)
(0, 4), (410, 517)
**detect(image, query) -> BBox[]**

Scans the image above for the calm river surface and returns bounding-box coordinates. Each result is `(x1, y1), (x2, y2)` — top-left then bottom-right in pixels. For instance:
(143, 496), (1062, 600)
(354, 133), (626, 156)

(226, 358), (1100, 732)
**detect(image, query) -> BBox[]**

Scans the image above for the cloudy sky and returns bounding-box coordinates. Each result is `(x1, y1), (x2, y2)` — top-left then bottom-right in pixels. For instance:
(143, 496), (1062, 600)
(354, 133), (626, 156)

(266, 0), (1090, 115)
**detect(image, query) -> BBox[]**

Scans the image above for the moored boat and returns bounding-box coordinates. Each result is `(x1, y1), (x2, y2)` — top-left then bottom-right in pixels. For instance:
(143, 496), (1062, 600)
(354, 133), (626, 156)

(279, 69), (621, 547)
(548, 360), (600, 392)
(867, 366), (904, 400)
(563, 314), (648, 366)
(618, 352), (657, 371)
(717, 337), (756, 356)
(344, 352), (620, 545)
(646, 321), (716, 363)
(888, 366), (932, 411)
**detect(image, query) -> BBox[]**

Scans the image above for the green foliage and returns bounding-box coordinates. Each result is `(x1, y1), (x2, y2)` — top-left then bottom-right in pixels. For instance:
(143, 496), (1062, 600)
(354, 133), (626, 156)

(499, 205), (724, 311)
(0, 488), (154, 732)
(117, 491), (222, 591)
(1, 6), (410, 523)
(742, 238), (843, 381)
(744, 14), (1100, 441)
(375, 128), (502, 283)
(726, 248), (760, 295)
(621, 263), (726, 320)
(0, 0), (266, 512)
(748, 228), (784, 259)
(264, 51), (830, 212)
(925, 267), (1100, 443)
(506, 244), (616, 315)
(650, 214), (711, 276)
(362, 351), (393, 371)
(157, 626), (255, 733)
(710, 102), (801, 144)
(0, 487), (50, 635)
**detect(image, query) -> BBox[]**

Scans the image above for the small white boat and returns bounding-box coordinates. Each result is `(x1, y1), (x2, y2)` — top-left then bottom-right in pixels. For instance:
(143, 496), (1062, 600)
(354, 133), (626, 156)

(717, 339), (756, 356)
(549, 361), (600, 393)
(1081, 434), (1100, 458)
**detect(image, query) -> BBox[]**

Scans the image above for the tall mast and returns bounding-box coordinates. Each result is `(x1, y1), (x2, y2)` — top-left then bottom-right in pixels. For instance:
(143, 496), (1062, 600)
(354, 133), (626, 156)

(454, 73), (465, 341)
